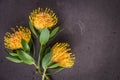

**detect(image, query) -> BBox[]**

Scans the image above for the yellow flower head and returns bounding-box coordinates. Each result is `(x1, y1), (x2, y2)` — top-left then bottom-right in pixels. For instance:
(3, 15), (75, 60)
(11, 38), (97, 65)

(4, 26), (31, 50)
(29, 7), (58, 30)
(51, 43), (75, 68)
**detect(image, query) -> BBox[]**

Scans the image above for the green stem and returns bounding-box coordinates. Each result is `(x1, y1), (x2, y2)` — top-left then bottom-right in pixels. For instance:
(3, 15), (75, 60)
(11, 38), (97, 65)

(34, 64), (50, 80)
(37, 45), (42, 68)
(33, 64), (38, 69)
(45, 74), (50, 80)
(37, 44), (50, 80)
(32, 40), (36, 58)
(42, 69), (46, 80)
(38, 44), (46, 67)
(37, 43), (51, 80)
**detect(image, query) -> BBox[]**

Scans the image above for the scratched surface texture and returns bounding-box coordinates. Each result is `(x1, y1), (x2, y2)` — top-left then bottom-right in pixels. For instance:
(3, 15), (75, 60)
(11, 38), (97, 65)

(0, 0), (120, 80)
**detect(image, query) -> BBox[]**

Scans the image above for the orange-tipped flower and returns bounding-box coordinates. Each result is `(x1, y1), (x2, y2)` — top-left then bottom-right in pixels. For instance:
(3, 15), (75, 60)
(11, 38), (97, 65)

(29, 7), (58, 30)
(4, 26), (31, 50)
(51, 43), (75, 68)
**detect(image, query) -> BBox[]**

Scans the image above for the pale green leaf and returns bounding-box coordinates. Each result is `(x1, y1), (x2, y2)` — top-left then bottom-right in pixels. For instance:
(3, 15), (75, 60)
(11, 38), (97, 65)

(42, 51), (52, 69)
(21, 39), (30, 52)
(39, 28), (50, 45)
(48, 63), (60, 68)
(17, 50), (35, 65)
(29, 21), (38, 37)
(9, 52), (18, 56)
(6, 56), (22, 63)
(47, 68), (64, 75)
(50, 27), (60, 38)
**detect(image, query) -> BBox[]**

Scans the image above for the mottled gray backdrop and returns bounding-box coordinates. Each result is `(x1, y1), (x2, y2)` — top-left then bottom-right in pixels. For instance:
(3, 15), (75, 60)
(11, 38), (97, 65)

(0, 0), (120, 80)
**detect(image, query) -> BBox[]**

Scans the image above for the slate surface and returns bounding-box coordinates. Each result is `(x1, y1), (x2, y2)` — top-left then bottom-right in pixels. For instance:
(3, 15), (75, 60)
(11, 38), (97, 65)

(0, 0), (120, 80)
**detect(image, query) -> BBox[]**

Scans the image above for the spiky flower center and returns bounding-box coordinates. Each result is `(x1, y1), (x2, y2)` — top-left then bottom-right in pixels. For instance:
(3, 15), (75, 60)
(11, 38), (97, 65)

(33, 13), (53, 29)
(51, 43), (75, 68)
(29, 8), (58, 30)
(4, 26), (31, 50)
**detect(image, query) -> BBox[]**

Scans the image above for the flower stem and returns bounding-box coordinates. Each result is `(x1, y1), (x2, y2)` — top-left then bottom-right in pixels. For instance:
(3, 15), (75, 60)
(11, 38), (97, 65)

(38, 44), (46, 67)
(45, 74), (50, 80)
(34, 63), (51, 80)
(42, 69), (46, 80)
(37, 45), (42, 68)
(37, 44), (51, 80)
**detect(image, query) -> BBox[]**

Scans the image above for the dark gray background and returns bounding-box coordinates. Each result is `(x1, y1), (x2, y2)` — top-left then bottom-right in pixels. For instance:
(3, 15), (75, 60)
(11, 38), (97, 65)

(0, 0), (120, 80)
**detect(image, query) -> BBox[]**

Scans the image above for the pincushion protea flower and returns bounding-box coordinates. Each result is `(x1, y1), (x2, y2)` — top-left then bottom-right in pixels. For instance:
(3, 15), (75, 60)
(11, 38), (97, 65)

(29, 7), (58, 30)
(51, 43), (75, 68)
(3, 7), (76, 80)
(4, 26), (31, 50)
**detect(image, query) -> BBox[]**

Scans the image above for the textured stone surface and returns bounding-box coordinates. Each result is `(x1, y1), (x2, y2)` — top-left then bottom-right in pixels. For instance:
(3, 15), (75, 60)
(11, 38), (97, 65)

(0, 0), (120, 80)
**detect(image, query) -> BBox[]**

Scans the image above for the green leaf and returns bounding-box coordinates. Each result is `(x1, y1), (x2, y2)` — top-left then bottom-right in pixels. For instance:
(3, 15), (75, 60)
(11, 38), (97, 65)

(29, 38), (33, 49)
(39, 28), (50, 45)
(4, 49), (18, 57)
(50, 27), (60, 38)
(9, 52), (18, 56)
(21, 39), (30, 52)
(29, 21), (38, 37)
(17, 50), (35, 65)
(47, 68), (64, 75)
(29, 38), (36, 57)
(42, 51), (52, 69)
(44, 47), (50, 56)
(48, 63), (60, 68)
(6, 56), (23, 63)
